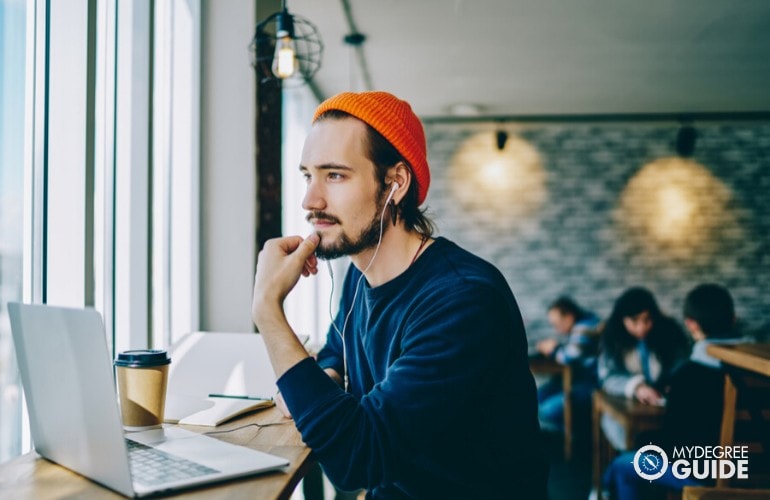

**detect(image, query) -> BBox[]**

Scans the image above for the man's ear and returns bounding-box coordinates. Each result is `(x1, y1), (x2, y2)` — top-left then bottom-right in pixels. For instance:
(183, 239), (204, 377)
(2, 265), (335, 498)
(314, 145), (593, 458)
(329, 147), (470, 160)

(387, 162), (411, 204)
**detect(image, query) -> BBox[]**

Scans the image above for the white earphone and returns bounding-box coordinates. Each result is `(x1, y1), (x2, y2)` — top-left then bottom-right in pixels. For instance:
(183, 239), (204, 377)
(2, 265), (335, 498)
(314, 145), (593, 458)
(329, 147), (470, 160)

(385, 181), (399, 205)
(327, 180), (400, 392)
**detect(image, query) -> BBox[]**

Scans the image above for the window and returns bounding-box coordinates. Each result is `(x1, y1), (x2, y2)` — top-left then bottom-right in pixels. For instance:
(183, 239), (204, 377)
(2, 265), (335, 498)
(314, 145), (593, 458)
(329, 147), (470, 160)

(0, 0), (203, 463)
(151, 0), (201, 348)
(0, 0), (27, 462)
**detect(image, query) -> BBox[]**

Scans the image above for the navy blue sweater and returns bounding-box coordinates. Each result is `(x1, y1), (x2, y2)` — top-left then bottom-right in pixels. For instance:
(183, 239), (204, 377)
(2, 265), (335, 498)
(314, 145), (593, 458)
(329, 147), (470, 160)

(277, 237), (547, 498)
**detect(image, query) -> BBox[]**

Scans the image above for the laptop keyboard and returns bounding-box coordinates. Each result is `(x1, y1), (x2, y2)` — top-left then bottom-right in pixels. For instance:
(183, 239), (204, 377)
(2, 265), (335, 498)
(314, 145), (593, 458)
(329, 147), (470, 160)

(126, 438), (219, 486)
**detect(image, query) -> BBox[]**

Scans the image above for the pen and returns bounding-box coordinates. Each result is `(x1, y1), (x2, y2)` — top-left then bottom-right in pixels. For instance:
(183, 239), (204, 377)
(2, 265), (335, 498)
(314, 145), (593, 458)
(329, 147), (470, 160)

(208, 393), (273, 401)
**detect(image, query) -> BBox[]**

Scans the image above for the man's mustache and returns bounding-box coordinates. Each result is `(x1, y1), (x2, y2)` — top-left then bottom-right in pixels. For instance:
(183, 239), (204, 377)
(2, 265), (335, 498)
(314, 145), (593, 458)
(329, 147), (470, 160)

(306, 211), (341, 224)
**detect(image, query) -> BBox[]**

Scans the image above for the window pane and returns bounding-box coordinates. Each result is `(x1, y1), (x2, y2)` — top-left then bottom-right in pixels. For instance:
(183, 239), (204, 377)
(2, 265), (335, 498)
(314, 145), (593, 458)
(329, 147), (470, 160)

(152, 0), (201, 347)
(0, 0), (27, 462)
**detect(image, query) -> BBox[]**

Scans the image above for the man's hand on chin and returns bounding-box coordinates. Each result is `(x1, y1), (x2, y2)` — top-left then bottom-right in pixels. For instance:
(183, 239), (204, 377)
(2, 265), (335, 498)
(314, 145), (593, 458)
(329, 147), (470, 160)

(252, 233), (320, 328)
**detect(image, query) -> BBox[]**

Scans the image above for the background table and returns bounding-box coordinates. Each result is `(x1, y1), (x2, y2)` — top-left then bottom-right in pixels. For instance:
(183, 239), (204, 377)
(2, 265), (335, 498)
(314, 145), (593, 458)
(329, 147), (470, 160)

(706, 343), (770, 377)
(529, 355), (574, 460)
(592, 389), (666, 500)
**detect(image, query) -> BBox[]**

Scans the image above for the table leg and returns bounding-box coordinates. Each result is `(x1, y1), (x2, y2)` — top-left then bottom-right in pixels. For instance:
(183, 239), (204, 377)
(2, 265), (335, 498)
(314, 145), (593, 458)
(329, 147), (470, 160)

(563, 365), (573, 461)
(593, 392), (603, 500)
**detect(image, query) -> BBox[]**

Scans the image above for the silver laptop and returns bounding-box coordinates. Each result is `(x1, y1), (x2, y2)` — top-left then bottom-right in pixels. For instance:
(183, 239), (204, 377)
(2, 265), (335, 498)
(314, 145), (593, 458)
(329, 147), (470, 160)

(8, 302), (289, 497)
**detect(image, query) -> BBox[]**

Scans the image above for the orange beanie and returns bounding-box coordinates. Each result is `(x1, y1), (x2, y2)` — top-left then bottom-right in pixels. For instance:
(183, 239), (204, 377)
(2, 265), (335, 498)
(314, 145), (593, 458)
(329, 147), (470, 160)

(313, 91), (430, 206)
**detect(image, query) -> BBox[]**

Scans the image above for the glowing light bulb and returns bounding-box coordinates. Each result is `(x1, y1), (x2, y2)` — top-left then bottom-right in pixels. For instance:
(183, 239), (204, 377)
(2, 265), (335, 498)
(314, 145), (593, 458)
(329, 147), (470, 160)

(272, 35), (297, 78)
(271, 10), (298, 79)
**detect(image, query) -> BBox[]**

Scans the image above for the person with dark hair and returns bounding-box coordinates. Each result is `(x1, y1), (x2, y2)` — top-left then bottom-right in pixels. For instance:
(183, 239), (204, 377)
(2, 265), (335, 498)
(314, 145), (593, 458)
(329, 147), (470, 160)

(603, 283), (741, 499)
(597, 287), (690, 450)
(536, 296), (601, 431)
(251, 91), (548, 498)
(683, 282), (737, 346)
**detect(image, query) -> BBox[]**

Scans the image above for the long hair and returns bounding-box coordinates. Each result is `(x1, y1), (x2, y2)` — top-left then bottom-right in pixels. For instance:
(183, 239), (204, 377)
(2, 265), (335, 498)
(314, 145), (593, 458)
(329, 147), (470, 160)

(601, 287), (688, 369)
(315, 110), (436, 237)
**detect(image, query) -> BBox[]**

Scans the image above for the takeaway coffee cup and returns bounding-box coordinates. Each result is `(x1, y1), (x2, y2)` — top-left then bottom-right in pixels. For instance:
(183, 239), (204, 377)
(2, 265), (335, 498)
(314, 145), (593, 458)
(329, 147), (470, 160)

(114, 350), (171, 431)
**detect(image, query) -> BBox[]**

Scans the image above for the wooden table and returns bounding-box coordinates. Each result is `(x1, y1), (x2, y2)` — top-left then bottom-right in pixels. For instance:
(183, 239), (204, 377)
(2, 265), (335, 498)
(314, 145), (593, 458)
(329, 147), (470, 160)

(706, 343), (770, 377)
(592, 390), (666, 500)
(529, 355), (573, 460)
(0, 406), (314, 499)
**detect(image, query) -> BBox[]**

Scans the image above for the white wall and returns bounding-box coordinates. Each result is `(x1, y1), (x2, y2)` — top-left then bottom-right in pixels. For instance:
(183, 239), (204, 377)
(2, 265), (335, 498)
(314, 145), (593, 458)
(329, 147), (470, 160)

(200, 0), (262, 331)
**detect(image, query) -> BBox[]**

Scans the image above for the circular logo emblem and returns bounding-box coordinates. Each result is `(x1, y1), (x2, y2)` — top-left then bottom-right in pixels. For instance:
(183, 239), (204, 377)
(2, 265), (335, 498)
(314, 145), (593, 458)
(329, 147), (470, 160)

(633, 444), (669, 481)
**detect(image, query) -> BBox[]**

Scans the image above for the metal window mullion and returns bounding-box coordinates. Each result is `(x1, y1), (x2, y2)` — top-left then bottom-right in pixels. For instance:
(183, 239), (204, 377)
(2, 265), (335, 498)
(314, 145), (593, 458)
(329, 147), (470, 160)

(23, 0), (47, 306)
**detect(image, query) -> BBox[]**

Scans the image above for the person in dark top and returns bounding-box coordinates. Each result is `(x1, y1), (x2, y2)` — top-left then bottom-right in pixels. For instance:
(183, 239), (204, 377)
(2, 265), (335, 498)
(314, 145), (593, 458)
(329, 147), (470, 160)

(603, 283), (740, 499)
(251, 91), (548, 498)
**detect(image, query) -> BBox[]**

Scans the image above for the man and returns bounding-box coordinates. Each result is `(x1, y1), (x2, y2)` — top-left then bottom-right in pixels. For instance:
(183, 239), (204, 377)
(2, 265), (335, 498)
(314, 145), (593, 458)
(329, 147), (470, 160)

(537, 296), (601, 365)
(252, 91), (547, 498)
(536, 296), (601, 432)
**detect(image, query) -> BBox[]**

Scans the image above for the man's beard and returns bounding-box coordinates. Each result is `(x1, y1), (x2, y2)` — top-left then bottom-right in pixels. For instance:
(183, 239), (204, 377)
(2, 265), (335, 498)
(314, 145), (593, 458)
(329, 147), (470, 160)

(309, 197), (387, 261)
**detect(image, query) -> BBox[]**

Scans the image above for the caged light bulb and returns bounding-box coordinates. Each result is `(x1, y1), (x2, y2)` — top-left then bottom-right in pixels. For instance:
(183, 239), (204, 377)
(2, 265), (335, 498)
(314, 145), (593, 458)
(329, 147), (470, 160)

(273, 35), (298, 78)
(271, 10), (298, 79)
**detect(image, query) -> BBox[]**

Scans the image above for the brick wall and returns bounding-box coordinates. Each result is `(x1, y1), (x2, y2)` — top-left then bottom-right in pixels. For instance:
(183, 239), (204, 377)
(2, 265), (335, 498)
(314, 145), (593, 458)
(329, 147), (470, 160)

(424, 121), (770, 342)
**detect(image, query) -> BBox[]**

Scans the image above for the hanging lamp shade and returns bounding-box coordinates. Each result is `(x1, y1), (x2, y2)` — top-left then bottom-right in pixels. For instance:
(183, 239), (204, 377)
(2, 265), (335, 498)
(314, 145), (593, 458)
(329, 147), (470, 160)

(250, 3), (323, 86)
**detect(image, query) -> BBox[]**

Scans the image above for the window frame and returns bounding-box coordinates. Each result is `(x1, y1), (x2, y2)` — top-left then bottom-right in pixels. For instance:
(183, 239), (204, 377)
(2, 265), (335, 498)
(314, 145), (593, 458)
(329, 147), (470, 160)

(11, 0), (204, 461)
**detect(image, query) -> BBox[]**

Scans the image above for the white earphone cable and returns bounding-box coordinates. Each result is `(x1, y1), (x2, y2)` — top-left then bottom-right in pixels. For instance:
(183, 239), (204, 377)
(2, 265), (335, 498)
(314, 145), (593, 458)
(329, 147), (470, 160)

(326, 186), (396, 392)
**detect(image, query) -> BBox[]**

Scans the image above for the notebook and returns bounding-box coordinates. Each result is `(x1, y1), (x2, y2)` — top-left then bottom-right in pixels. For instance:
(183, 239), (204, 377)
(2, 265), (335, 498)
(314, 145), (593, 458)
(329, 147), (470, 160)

(8, 302), (290, 498)
(164, 393), (274, 427)
(163, 331), (279, 427)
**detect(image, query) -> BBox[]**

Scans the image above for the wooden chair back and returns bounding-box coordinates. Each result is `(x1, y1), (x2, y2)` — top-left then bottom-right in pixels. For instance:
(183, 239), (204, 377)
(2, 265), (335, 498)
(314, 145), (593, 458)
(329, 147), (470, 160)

(716, 366), (770, 488)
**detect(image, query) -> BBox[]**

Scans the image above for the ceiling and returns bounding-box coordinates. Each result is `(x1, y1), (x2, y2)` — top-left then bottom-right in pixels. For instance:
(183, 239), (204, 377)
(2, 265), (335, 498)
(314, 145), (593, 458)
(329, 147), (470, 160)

(287, 0), (770, 119)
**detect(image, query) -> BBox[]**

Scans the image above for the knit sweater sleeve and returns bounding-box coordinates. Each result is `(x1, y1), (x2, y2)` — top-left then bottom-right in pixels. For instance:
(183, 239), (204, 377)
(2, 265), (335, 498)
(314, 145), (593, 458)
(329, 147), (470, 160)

(315, 317), (344, 377)
(276, 279), (529, 493)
